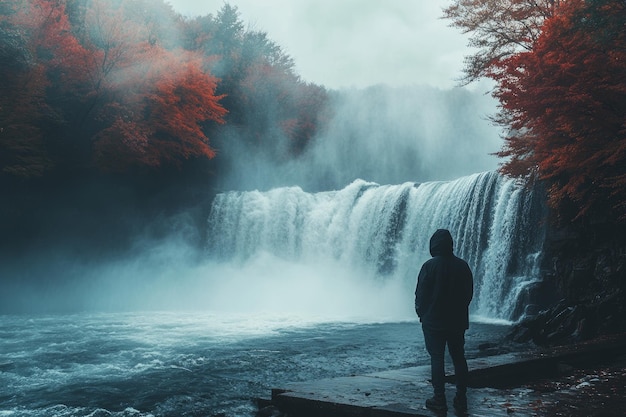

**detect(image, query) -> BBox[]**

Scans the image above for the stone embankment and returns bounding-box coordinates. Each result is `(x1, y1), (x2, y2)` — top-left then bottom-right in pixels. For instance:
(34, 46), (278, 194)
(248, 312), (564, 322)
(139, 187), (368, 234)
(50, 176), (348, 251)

(256, 334), (626, 417)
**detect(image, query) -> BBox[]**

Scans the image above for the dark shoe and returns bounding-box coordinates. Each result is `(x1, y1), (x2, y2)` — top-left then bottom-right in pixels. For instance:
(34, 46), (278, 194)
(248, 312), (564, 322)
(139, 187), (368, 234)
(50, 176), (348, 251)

(425, 396), (448, 412)
(453, 395), (467, 412)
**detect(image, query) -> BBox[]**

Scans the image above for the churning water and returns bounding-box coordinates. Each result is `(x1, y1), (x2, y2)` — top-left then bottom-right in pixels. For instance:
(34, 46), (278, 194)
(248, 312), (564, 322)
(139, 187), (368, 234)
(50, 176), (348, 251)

(0, 313), (510, 417)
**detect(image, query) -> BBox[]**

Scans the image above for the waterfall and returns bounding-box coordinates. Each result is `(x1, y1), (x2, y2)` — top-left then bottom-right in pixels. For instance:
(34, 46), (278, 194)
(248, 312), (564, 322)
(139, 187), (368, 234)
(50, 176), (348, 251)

(206, 171), (546, 321)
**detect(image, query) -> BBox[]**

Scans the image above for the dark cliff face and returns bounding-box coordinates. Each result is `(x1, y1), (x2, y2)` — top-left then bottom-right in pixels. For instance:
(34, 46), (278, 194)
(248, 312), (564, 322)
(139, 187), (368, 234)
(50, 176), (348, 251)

(508, 219), (626, 346)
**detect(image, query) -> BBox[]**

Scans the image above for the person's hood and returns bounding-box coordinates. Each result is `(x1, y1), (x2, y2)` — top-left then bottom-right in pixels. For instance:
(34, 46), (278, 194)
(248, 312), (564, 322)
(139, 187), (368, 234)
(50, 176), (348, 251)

(429, 229), (453, 256)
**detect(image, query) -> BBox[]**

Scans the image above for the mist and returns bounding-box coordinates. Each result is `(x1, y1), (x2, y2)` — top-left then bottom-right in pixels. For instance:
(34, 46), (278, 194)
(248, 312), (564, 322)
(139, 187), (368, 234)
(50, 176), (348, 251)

(215, 84), (503, 192)
(0, 232), (414, 322)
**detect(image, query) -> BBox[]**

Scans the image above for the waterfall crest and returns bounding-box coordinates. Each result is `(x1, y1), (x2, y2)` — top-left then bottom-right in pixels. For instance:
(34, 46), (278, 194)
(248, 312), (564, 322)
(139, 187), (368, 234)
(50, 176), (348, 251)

(207, 171), (546, 321)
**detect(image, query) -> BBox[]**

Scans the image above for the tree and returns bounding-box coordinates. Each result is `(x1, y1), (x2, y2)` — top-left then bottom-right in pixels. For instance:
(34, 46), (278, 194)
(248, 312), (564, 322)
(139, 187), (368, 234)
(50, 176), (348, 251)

(0, 62), (53, 177)
(443, 0), (561, 84)
(93, 47), (227, 171)
(1, 0), (325, 178)
(493, 0), (626, 220)
(446, 0), (626, 222)
(0, 0), (87, 177)
(282, 81), (329, 155)
(72, 0), (148, 123)
(35, 0), (228, 172)
(182, 3), (328, 156)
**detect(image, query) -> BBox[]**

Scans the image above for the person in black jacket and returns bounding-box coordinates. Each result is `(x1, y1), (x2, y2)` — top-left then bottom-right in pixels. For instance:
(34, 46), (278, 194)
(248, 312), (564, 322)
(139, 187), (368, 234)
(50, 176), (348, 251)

(415, 229), (473, 413)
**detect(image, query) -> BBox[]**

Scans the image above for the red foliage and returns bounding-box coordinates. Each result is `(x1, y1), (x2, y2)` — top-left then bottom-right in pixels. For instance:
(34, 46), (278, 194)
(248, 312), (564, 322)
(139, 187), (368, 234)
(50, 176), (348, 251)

(80, 1), (227, 171)
(142, 49), (227, 164)
(1, 0), (323, 178)
(0, 0), (85, 176)
(13, 0), (91, 83)
(94, 47), (226, 171)
(0, 0), (227, 173)
(492, 0), (626, 220)
(239, 60), (327, 155)
(283, 82), (329, 154)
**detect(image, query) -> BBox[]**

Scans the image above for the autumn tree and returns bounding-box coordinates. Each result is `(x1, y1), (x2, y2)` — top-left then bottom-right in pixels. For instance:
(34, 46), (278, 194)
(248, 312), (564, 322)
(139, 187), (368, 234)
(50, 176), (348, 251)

(66, 0), (149, 127)
(183, 4), (328, 156)
(46, 0), (226, 172)
(281, 81), (330, 155)
(0, 0), (333, 267)
(1, 0), (325, 178)
(93, 48), (226, 171)
(184, 4), (248, 126)
(445, 0), (626, 222)
(0, 0), (87, 176)
(443, 0), (561, 84)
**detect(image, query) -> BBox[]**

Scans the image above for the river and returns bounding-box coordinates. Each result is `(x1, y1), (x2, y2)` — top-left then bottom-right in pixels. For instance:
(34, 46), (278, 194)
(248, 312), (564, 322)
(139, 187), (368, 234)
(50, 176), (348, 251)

(0, 312), (510, 417)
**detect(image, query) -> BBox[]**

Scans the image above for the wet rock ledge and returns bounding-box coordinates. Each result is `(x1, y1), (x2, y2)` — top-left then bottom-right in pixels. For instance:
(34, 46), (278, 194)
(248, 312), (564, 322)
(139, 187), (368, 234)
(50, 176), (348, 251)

(255, 334), (626, 417)
(508, 221), (626, 347)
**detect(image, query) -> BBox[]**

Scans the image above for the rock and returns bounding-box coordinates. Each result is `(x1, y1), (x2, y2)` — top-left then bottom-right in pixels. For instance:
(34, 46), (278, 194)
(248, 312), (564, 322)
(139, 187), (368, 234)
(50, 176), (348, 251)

(256, 405), (284, 417)
(478, 342), (498, 351)
(524, 304), (541, 317)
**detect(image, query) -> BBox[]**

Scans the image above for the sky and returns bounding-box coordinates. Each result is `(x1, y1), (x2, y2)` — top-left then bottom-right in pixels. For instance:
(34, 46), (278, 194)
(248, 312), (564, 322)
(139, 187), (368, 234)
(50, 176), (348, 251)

(166, 0), (473, 90)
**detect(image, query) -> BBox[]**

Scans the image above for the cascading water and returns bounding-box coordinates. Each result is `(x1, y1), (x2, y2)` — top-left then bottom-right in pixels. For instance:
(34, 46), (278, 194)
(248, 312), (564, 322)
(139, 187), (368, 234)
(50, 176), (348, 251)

(207, 171), (546, 321)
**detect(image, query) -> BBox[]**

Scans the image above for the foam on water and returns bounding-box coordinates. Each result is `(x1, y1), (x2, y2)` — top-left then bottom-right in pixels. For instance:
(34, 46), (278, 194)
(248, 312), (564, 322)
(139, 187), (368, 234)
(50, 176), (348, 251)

(0, 312), (510, 417)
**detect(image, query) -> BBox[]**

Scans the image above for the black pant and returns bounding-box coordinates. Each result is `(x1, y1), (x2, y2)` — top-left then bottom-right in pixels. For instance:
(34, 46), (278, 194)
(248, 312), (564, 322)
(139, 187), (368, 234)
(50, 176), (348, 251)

(422, 327), (468, 398)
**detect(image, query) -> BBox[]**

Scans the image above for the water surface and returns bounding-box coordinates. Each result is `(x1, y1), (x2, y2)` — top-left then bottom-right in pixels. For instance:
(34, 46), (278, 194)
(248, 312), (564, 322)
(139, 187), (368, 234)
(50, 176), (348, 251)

(0, 312), (509, 416)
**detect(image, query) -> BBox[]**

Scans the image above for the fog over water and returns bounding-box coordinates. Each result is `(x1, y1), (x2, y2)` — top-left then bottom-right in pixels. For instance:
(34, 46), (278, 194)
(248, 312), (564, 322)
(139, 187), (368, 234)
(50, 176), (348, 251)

(2, 240), (414, 321)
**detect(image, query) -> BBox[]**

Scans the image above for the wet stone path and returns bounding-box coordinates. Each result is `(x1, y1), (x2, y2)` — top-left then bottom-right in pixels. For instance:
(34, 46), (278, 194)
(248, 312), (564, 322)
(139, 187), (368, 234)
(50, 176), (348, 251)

(258, 334), (626, 417)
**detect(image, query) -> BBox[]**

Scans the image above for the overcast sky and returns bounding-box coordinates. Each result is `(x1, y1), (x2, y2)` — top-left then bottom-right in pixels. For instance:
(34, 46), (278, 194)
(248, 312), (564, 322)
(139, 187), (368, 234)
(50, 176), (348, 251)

(166, 0), (472, 90)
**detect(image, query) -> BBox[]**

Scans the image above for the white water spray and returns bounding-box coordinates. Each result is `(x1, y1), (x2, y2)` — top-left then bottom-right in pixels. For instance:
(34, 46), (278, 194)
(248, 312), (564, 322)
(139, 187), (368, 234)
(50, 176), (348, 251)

(207, 171), (546, 321)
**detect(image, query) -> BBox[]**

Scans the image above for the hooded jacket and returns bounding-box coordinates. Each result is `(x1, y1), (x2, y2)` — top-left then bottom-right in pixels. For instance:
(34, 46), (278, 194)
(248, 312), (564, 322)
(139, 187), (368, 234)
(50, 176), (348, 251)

(414, 229), (473, 332)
